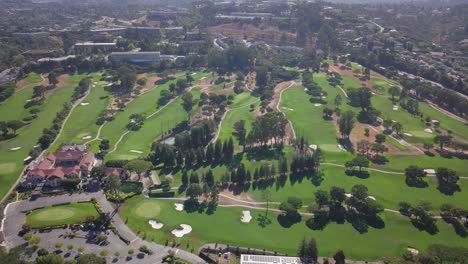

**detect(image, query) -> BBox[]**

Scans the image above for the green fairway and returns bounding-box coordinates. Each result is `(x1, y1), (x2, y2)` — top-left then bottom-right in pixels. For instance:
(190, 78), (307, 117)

(120, 195), (468, 261)
(280, 86), (352, 162)
(0, 87), (74, 200)
(418, 102), (468, 140)
(65, 72), (89, 84)
(50, 80), (111, 151)
(107, 89), (202, 160)
(26, 202), (100, 228)
(218, 92), (259, 148)
(25, 72), (43, 84)
(0, 88), (35, 122)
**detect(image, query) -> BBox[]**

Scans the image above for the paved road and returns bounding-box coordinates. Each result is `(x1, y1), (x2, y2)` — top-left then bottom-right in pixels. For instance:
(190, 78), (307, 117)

(1, 192), (204, 263)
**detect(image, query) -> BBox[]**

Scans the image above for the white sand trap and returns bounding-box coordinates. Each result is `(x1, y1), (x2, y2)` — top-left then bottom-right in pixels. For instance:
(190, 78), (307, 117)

(403, 133), (413, 137)
(23, 156), (32, 161)
(92, 85), (96, 88)
(82, 135), (92, 140)
(130, 150), (143, 154)
(191, 72), (197, 76)
(104, 83), (113, 87)
(241, 211), (252, 223)
(424, 169), (436, 175)
(392, 105), (399, 111)
(407, 247), (419, 255)
(424, 128), (433, 133)
(314, 103), (322, 107)
(80, 102), (90, 106)
(174, 203), (184, 211)
(367, 196), (376, 201)
(200, 77), (207, 80)
(26, 99), (32, 102)
(171, 224), (192, 237)
(309, 144), (318, 150)
(281, 107), (294, 111)
(148, 220), (164, 229)
(338, 144), (346, 151)
(431, 120), (439, 123)
(10, 147), (22, 151)
(304, 88), (308, 91)
(392, 120), (396, 123)
(345, 193), (353, 198)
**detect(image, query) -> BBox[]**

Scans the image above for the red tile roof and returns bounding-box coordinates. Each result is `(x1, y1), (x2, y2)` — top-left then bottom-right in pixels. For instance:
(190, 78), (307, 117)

(105, 167), (129, 177)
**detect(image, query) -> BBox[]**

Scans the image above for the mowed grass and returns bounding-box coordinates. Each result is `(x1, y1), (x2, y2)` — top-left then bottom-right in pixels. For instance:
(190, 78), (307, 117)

(25, 72), (42, 84)
(50, 81), (111, 151)
(120, 195), (468, 260)
(0, 88), (74, 199)
(280, 86), (352, 163)
(218, 92), (259, 148)
(107, 89), (202, 160)
(0, 88), (35, 122)
(26, 202), (100, 228)
(65, 72), (89, 84)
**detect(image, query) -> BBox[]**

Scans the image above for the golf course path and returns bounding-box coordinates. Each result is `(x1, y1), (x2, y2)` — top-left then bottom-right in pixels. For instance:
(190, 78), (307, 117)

(276, 81), (298, 140)
(107, 130), (131, 154)
(336, 85), (348, 98)
(83, 121), (107, 145)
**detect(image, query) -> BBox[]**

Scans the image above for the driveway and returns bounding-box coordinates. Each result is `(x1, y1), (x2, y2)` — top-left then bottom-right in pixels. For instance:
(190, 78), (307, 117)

(1, 192), (204, 263)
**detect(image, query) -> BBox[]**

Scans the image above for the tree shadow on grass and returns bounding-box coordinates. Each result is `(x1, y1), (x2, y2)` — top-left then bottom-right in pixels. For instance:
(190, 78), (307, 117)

(277, 212), (302, 228)
(345, 169), (370, 179)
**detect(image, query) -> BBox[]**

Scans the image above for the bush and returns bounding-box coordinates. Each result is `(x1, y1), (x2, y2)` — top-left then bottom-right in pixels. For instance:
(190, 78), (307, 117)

(148, 191), (175, 198)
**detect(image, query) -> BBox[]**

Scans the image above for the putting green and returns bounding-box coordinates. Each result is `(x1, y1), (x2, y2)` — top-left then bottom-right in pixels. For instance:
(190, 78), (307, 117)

(26, 202), (100, 228)
(135, 201), (161, 219)
(34, 208), (75, 221)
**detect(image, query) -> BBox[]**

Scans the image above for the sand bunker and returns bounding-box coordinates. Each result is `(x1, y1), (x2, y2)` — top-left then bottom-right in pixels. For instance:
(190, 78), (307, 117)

(392, 105), (399, 111)
(148, 220), (164, 229)
(309, 144), (318, 150)
(424, 128), (433, 133)
(200, 77), (207, 80)
(10, 147), (22, 151)
(241, 211), (252, 223)
(23, 156), (32, 161)
(191, 72), (197, 76)
(82, 135), (92, 140)
(314, 103), (322, 107)
(424, 169), (436, 175)
(171, 224), (192, 237)
(304, 88), (308, 91)
(345, 193), (353, 198)
(407, 247), (419, 255)
(431, 120), (439, 123)
(281, 107), (294, 111)
(174, 203), (184, 211)
(338, 144), (346, 151)
(80, 103), (90, 106)
(367, 196), (376, 201)
(403, 133), (413, 137)
(130, 150), (143, 154)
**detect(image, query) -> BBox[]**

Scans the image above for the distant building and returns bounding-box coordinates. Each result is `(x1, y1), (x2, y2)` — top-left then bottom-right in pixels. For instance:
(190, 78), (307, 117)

(240, 254), (301, 264)
(12, 32), (49, 41)
(164, 27), (185, 37)
(37, 55), (76, 63)
(148, 11), (190, 20)
(109, 51), (182, 64)
(74, 42), (116, 54)
(125, 27), (161, 38)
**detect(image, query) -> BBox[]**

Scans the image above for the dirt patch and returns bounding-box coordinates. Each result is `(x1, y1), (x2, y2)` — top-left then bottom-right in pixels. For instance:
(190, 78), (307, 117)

(218, 190), (263, 207)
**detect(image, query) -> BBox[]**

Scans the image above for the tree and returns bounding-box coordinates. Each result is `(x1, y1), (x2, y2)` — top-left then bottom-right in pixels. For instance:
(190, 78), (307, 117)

(383, 119), (393, 132)
(330, 186), (346, 204)
(392, 122), (403, 136)
(334, 95), (342, 107)
(233, 120), (247, 152)
(357, 140), (372, 157)
(182, 92), (195, 121)
(388, 86), (400, 102)
(186, 183), (202, 200)
(36, 254), (64, 264)
(262, 190), (272, 218)
(375, 134), (386, 144)
(333, 250), (346, 264)
(345, 156), (369, 173)
(351, 184), (369, 200)
(405, 166), (427, 187)
(323, 107), (333, 119)
(33, 85), (46, 99)
(124, 160), (152, 180)
(103, 175), (121, 198)
(48, 72), (59, 87)
(315, 190), (330, 208)
(7, 120), (24, 135)
(298, 237), (307, 260)
(338, 111), (355, 138)
(76, 254), (106, 264)
(256, 66), (269, 90)
(306, 238), (318, 262)
(436, 167), (460, 195)
(434, 135), (452, 151)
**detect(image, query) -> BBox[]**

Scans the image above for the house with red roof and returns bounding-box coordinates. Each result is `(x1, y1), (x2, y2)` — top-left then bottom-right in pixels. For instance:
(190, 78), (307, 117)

(23, 149), (95, 188)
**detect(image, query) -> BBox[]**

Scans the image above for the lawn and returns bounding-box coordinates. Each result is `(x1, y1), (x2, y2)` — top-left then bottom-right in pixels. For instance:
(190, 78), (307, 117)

(25, 72), (43, 84)
(120, 195), (468, 261)
(0, 87), (74, 200)
(50, 81), (111, 151)
(0, 88), (35, 122)
(65, 72), (89, 84)
(107, 89), (201, 160)
(26, 202), (100, 228)
(280, 86), (352, 163)
(218, 92), (259, 148)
